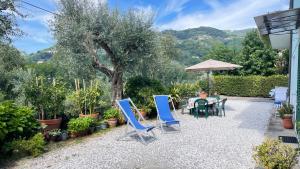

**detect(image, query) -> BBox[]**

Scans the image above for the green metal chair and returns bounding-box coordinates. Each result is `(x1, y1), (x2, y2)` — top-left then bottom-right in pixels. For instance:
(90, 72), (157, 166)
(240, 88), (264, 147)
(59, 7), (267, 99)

(193, 99), (208, 118)
(216, 98), (227, 117)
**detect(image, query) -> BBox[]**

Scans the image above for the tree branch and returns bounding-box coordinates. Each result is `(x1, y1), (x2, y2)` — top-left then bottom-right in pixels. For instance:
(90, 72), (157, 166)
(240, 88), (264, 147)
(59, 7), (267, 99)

(83, 34), (113, 78)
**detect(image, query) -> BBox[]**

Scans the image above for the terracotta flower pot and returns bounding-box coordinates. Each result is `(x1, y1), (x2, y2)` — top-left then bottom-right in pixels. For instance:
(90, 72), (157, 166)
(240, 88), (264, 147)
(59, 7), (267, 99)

(140, 110), (147, 118)
(282, 115), (293, 129)
(107, 118), (117, 128)
(79, 113), (99, 119)
(199, 92), (208, 99)
(38, 118), (62, 131)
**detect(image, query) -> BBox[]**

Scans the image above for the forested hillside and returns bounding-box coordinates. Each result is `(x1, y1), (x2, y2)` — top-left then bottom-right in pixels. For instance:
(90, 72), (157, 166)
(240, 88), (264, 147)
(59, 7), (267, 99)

(27, 26), (253, 66)
(162, 26), (253, 65)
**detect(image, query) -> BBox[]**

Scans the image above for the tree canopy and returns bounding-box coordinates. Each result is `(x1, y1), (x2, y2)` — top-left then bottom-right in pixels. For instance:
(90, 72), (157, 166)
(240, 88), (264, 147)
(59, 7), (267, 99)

(53, 0), (157, 103)
(235, 30), (277, 76)
(0, 0), (23, 42)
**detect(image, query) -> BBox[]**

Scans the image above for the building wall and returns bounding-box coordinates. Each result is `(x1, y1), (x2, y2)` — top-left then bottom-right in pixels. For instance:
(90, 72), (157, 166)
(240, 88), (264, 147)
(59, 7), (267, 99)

(291, 0), (300, 128)
(290, 29), (298, 108)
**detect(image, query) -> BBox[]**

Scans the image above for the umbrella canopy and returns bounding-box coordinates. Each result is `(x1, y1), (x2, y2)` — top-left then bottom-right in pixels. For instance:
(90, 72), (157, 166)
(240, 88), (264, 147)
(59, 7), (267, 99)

(185, 59), (242, 72)
(185, 59), (242, 96)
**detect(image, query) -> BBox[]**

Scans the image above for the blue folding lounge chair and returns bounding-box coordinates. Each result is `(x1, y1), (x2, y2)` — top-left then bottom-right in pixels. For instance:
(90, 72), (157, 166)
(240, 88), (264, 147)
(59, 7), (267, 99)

(153, 95), (180, 132)
(117, 98), (156, 144)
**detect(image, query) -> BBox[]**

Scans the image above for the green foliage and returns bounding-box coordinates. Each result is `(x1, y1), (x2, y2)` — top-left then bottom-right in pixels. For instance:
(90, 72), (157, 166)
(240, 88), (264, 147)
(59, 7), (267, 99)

(125, 76), (165, 109)
(0, 0), (23, 42)
(26, 48), (53, 63)
(235, 30), (277, 76)
(8, 133), (45, 157)
(275, 50), (289, 75)
(64, 90), (84, 117)
(0, 101), (40, 145)
(278, 103), (294, 118)
(163, 26), (227, 40)
(67, 117), (94, 133)
(54, 0), (158, 103)
(161, 27), (251, 66)
(27, 62), (58, 79)
(213, 75), (288, 97)
(103, 108), (120, 120)
(0, 43), (25, 99)
(48, 129), (62, 137)
(169, 82), (200, 102)
(24, 77), (66, 119)
(203, 44), (235, 63)
(253, 138), (297, 169)
(84, 80), (103, 114)
(64, 79), (107, 117)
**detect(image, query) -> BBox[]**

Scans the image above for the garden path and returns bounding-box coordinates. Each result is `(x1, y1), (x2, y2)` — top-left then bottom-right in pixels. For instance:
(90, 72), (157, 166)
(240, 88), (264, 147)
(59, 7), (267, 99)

(8, 99), (273, 169)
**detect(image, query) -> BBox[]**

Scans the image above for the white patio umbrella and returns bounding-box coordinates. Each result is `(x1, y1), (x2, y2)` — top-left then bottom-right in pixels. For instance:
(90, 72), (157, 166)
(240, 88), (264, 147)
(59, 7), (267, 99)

(185, 59), (242, 95)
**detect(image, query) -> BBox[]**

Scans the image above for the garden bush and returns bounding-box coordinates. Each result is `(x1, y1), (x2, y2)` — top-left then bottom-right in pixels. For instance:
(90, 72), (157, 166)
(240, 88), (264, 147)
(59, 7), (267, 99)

(213, 75), (288, 97)
(125, 76), (166, 114)
(103, 108), (120, 120)
(169, 82), (200, 102)
(0, 101), (40, 146)
(24, 76), (66, 120)
(253, 138), (297, 169)
(67, 117), (94, 134)
(8, 133), (45, 157)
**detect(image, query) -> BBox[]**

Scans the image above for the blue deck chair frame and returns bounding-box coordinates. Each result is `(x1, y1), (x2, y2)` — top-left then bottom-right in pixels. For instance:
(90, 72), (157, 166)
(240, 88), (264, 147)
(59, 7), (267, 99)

(116, 98), (156, 144)
(153, 95), (180, 133)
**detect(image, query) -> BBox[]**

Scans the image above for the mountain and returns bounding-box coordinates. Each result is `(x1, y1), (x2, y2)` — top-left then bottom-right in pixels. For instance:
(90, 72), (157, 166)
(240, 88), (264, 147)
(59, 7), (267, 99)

(162, 26), (254, 65)
(27, 27), (253, 65)
(26, 47), (55, 63)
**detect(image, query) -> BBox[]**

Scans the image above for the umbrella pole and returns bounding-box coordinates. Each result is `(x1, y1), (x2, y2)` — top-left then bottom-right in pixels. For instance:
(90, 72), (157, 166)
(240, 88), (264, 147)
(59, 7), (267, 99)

(207, 71), (210, 96)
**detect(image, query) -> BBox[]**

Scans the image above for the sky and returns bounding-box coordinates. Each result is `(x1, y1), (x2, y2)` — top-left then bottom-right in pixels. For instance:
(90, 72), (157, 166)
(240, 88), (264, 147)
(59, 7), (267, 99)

(13, 0), (289, 54)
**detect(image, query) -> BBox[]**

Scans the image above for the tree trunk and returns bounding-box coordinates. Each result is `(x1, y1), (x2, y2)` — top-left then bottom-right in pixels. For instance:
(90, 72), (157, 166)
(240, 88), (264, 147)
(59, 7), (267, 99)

(111, 70), (123, 106)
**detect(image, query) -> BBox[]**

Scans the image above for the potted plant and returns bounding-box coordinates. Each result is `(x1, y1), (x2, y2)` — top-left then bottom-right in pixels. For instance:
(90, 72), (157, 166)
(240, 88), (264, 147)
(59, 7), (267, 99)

(139, 105), (151, 119)
(118, 113), (126, 125)
(48, 129), (62, 142)
(169, 84), (182, 109)
(88, 119), (96, 134)
(60, 130), (68, 141)
(25, 77), (66, 131)
(278, 103), (294, 129)
(100, 120), (108, 129)
(253, 138), (297, 169)
(67, 117), (93, 138)
(103, 108), (119, 128)
(75, 79), (102, 119)
(199, 91), (208, 99)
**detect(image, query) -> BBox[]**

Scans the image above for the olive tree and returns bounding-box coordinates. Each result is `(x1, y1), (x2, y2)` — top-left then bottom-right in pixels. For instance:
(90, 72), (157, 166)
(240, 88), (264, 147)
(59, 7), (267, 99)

(53, 0), (157, 104)
(0, 0), (23, 42)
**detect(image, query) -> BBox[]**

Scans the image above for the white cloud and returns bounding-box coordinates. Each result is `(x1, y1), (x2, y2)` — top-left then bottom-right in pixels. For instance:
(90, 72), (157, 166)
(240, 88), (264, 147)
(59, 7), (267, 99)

(165, 0), (190, 13)
(19, 25), (54, 44)
(159, 0), (289, 30)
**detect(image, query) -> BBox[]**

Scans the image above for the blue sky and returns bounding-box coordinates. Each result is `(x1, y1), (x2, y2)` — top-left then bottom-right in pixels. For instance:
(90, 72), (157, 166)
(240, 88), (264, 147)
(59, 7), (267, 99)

(13, 0), (289, 54)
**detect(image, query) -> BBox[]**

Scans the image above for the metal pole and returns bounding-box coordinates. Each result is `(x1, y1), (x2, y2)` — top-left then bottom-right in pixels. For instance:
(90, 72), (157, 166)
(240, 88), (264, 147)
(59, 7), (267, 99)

(207, 71), (210, 96)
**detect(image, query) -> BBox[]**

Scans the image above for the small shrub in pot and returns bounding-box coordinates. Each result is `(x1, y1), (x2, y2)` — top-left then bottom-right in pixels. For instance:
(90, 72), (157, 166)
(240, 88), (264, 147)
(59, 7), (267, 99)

(103, 108), (119, 128)
(48, 129), (62, 142)
(253, 138), (297, 169)
(67, 117), (94, 137)
(278, 103), (294, 129)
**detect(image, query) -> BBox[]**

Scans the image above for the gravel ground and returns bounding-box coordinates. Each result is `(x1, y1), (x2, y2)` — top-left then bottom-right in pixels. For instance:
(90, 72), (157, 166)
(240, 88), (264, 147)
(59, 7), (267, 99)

(6, 100), (272, 169)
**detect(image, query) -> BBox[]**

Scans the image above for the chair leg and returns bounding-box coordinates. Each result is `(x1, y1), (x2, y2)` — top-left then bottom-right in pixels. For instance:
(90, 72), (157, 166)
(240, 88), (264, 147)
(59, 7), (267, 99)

(137, 132), (146, 144)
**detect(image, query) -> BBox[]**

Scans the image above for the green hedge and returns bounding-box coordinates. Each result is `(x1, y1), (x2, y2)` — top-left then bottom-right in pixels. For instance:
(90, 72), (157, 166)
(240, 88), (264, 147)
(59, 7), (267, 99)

(213, 75), (288, 97)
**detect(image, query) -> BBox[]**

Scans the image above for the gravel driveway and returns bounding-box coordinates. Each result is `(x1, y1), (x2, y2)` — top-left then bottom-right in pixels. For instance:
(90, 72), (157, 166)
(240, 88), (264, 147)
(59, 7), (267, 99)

(7, 99), (273, 169)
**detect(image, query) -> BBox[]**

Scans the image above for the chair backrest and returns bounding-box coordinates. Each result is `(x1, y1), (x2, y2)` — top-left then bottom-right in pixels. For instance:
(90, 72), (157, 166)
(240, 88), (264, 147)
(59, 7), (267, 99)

(194, 99), (208, 111)
(117, 99), (145, 130)
(274, 87), (288, 102)
(154, 95), (175, 121)
(221, 98), (227, 109)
